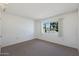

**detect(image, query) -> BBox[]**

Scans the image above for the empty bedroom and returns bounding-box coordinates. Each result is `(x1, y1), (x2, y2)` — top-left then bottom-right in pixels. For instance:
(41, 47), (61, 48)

(0, 3), (79, 56)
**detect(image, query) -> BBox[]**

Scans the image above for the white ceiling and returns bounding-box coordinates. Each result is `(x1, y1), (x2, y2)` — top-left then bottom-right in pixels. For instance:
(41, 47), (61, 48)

(6, 3), (79, 20)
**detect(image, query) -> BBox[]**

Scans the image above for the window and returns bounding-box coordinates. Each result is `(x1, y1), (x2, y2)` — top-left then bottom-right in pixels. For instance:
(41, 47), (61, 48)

(42, 19), (58, 33)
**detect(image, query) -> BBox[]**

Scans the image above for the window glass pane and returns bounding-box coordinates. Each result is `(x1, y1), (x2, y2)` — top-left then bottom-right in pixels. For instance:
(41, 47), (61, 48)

(42, 19), (58, 33)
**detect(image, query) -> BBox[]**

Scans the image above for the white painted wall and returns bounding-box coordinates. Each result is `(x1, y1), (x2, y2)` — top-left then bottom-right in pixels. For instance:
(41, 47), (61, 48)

(78, 8), (79, 51)
(34, 11), (78, 49)
(0, 10), (2, 52)
(0, 13), (1, 52)
(1, 13), (34, 47)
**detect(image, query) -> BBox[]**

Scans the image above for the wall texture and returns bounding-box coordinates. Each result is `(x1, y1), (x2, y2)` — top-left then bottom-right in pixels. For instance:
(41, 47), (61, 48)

(34, 11), (78, 49)
(1, 13), (34, 47)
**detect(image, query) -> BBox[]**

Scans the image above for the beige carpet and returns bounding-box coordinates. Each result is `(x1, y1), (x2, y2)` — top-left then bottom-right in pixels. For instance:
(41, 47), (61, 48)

(1, 39), (78, 56)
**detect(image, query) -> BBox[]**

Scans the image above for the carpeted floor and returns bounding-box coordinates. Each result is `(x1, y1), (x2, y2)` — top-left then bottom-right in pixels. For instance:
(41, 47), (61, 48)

(1, 39), (79, 56)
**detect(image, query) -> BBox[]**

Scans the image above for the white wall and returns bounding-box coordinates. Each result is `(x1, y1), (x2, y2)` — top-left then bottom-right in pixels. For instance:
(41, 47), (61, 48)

(1, 13), (34, 47)
(78, 8), (79, 51)
(0, 12), (2, 52)
(0, 19), (1, 52)
(34, 11), (78, 49)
